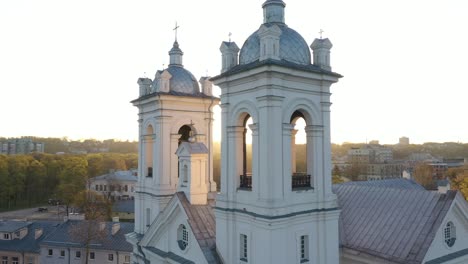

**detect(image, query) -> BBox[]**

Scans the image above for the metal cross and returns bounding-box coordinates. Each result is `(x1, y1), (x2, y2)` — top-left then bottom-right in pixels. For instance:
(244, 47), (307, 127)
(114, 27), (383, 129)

(162, 64), (165, 70)
(173, 22), (180, 41)
(319, 29), (324, 39)
(229, 32), (232, 42)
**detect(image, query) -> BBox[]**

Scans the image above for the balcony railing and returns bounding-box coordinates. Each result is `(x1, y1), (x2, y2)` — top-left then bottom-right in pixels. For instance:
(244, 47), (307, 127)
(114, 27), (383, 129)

(239, 173), (252, 190)
(292, 173), (311, 189)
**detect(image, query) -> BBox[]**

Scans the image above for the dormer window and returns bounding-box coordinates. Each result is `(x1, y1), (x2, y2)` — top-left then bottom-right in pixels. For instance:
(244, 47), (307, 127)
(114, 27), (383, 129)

(3, 233), (10, 240)
(444, 221), (456, 247)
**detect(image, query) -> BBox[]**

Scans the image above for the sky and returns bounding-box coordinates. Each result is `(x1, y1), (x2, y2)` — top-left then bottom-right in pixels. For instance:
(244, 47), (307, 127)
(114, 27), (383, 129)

(1, 0), (467, 145)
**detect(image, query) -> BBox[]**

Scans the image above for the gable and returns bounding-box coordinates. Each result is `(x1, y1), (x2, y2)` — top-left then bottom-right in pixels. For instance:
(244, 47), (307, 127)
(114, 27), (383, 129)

(139, 195), (210, 264)
(423, 192), (468, 264)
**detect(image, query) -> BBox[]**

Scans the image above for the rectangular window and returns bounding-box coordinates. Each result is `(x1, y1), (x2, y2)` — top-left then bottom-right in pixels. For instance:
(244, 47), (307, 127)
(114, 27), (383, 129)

(96, 184), (99, 190)
(12, 257), (18, 264)
(27, 256), (34, 264)
(108, 254), (114, 261)
(240, 234), (248, 262)
(300, 235), (309, 263)
(60, 250), (65, 257)
(48, 249), (53, 256)
(90, 252), (95, 260)
(124, 255), (131, 264)
(3, 233), (9, 239)
(75, 251), (81, 259)
(1, 256), (7, 264)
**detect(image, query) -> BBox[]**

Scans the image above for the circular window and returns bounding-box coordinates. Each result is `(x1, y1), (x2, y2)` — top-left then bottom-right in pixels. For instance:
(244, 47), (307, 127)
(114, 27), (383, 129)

(444, 221), (456, 247)
(177, 224), (189, 250)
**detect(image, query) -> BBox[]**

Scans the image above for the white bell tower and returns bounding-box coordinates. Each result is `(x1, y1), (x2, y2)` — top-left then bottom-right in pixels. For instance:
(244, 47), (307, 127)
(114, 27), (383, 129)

(132, 40), (219, 235)
(212, 0), (342, 263)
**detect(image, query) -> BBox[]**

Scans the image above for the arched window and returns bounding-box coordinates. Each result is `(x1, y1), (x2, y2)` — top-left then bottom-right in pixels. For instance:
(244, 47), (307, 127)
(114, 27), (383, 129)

(178, 125), (193, 179)
(145, 125), (154, 177)
(290, 111), (311, 189)
(177, 224), (189, 250)
(239, 116), (253, 190)
(444, 221), (456, 247)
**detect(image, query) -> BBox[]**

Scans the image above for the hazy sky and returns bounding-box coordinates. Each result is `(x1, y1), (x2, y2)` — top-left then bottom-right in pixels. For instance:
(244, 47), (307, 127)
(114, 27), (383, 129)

(1, 0), (467, 145)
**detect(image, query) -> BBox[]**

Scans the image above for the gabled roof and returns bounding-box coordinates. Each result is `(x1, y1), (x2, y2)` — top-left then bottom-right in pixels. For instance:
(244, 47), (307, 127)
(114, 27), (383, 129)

(0, 221), (60, 253)
(41, 220), (134, 252)
(175, 192), (220, 264)
(0, 220), (31, 232)
(338, 178), (425, 190)
(334, 180), (456, 264)
(91, 170), (137, 182)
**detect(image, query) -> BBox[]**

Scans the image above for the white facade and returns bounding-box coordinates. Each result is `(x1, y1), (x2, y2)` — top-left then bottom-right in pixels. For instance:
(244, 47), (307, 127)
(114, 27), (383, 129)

(130, 39), (219, 237)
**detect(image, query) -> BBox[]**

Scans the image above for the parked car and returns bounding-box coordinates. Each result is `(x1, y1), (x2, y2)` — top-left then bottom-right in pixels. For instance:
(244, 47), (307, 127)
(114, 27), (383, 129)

(38, 207), (48, 212)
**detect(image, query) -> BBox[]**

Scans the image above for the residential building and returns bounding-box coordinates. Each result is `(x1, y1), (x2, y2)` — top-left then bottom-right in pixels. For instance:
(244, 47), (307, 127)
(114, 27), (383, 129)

(40, 219), (133, 264)
(0, 138), (45, 155)
(112, 200), (135, 222)
(0, 220), (60, 264)
(88, 170), (137, 201)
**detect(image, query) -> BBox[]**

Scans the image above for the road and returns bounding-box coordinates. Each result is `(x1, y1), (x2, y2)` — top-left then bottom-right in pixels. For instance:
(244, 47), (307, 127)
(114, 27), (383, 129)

(0, 205), (67, 221)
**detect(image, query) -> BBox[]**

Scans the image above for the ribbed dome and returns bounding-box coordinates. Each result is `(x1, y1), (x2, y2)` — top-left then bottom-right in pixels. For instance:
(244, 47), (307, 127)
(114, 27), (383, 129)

(166, 66), (200, 94)
(239, 24), (311, 65)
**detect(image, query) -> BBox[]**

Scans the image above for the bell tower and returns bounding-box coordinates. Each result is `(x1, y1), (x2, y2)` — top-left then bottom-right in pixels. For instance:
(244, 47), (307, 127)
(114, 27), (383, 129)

(212, 1), (342, 263)
(131, 39), (219, 235)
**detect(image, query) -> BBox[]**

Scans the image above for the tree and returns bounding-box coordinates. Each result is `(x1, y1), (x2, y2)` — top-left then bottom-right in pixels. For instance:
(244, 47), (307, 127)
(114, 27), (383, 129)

(413, 164), (435, 189)
(69, 190), (111, 264)
(56, 156), (88, 214)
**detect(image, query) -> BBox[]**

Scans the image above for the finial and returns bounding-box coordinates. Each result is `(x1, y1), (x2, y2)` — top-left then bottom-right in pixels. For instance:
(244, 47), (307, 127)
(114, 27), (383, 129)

(162, 63), (165, 70)
(228, 32), (232, 43)
(143, 72), (147, 78)
(173, 21), (180, 42)
(206, 69), (208, 77)
(319, 29), (324, 39)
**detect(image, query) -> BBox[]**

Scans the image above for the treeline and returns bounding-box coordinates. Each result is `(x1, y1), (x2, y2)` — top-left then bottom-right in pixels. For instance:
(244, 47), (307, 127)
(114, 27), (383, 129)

(332, 142), (468, 159)
(0, 137), (138, 154)
(0, 153), (137, 211)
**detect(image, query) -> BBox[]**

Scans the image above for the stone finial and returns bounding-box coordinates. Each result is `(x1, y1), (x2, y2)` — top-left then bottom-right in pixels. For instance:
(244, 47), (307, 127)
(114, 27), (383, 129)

(169, 41), (183, 66)
(155, 70), (172, 93)
(220, 41), (240, 73)
(311, 38), (333, 71)
(262, 0), (286, 24)
(199, 77), (213, 96)
(138, 77), (152, 96)
(258, 24), (282, 61)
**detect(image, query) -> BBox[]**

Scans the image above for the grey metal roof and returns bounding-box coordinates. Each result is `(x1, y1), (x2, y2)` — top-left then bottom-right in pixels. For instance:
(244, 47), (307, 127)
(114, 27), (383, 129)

(144, 246), (195, 264)
(0, 220), (31, 232)
(41, 220), (134, 252)
(165, 66), (200, 95)
(0, 221), (60, 253)
(132, 90), (218, 104)
(338, 178), (425, 190)
(333, 181), (456, 264)
(112, 200), (135, 213)
(239, 23), (311, 65)
(92, 170), (137, 182)
(176, 192), (220, 264)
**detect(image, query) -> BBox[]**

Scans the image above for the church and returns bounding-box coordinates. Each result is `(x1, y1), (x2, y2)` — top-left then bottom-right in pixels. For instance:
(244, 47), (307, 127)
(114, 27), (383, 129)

(125, 1), (468, 263)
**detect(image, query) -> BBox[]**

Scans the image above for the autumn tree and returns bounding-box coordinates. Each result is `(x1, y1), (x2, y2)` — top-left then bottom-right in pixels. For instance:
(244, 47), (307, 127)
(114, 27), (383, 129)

(413, 163), (435, 189)
(69, 190), (111, 264)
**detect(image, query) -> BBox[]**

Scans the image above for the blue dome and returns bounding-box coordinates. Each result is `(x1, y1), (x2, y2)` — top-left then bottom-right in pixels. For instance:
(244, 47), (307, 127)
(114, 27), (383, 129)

(166, 66), (200, 94)
(239, 24), (311, 65)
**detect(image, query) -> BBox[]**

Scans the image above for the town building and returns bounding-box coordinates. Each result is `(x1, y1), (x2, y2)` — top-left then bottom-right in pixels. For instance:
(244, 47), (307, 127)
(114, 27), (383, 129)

(40, 219), (132, 264)
(88, 170), (137, 201)
(0, 220), (59, 264)
(399, 136), (410, 145)
(125, 1), (468, 263)
(0, 138), (45, 155)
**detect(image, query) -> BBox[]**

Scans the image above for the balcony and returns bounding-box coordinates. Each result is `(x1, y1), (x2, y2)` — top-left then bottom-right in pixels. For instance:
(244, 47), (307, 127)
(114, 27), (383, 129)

(292, 173), (311, 189)
(239, 173), (252, 190)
